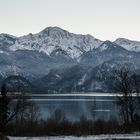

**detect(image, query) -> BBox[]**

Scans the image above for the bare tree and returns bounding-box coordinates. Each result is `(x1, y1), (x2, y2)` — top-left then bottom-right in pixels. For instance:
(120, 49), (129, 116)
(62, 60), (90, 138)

(132, 73), (140, 104)
(131, 73), (140, 126)
(0, 82), (39, 138)
(112, 68), (135, 125)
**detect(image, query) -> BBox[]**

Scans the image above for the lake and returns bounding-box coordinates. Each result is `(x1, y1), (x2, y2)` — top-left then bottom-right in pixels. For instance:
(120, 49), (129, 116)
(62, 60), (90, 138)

(29, 93), (121, 121)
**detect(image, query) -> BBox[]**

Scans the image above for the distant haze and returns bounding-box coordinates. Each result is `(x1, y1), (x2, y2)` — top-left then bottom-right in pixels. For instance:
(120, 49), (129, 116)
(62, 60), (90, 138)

(0, 0), (140, 41)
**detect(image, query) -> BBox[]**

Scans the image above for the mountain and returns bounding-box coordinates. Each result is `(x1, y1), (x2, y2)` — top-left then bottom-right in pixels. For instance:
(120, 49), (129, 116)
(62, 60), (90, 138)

(79, 40), (131, 65)
(10, 27), (103, 59)
(114, 38), (140, 52)
(0, 26), (140, 92)
(35, 39), (140, 93)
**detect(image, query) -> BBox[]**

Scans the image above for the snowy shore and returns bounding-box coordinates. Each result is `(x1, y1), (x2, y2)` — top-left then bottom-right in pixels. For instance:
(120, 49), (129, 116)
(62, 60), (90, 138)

(9, 133), (140, 140)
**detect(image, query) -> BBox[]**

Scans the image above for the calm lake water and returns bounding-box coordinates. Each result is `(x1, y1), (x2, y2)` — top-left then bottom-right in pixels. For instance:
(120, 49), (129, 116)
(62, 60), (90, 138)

(30, 93), (120, 121)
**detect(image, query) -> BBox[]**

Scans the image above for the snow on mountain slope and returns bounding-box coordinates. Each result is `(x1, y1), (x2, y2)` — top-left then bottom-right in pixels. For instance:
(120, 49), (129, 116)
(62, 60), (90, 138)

(98, 40), (126, 52)
(10, 27), (103, 59)
(115, 38), (140, 52)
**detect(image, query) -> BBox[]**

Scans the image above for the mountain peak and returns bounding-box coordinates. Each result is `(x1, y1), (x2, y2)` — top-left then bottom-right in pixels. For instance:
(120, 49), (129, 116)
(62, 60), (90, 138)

(103, 40), (112, 44)
(0, 33), (17, 48)
(115, 38), (140, 43)
(0, 33), (17, 39)
(115, 38), (140, 52)
(39, 26), (71, 38)
(9, 26), (103, 59)
(98, 40), (126, 52)
(42, 26), (66, 32)
(115, 38), (131, 44)
(99, 40), (115, 49)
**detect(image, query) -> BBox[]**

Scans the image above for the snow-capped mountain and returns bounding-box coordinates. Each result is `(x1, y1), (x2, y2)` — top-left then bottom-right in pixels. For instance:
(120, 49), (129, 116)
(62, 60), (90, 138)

(0, 26), (140, 92)
(10, 27), (103, 59)
(1, 27), (140, 59)
(79, 40), (130, 65)
(114, 38), (140, 52)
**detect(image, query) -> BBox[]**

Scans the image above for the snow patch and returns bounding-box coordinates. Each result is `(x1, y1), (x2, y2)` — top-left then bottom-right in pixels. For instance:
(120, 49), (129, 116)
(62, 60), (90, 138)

(78, 74), (87, 85)
(0, 50), (4, 53)
(99, 44), (108, 51)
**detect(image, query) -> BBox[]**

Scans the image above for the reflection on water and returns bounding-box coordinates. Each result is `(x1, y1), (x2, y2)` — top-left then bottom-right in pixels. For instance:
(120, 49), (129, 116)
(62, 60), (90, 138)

(30, 93), (119, 121)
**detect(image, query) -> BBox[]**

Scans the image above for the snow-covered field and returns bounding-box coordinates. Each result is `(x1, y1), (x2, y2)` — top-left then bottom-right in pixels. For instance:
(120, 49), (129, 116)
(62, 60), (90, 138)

(9, 134), (140, 140)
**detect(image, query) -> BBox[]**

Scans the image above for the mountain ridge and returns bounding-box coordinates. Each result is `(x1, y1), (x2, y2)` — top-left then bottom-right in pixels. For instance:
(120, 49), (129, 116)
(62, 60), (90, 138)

(0, 26), (140, 92)
(1, 27), (140, 59)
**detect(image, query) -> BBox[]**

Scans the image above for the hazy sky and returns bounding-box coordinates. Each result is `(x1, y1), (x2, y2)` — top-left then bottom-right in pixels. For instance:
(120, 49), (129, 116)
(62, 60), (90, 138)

(0, 0), (140, 41)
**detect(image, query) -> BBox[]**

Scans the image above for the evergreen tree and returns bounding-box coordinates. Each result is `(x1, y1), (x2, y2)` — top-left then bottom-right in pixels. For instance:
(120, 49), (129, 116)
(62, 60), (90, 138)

(0, 83), (10, 133)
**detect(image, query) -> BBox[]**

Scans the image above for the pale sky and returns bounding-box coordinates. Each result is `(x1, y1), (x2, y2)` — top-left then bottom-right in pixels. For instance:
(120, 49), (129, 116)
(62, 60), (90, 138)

(0, 0), (140, 41)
